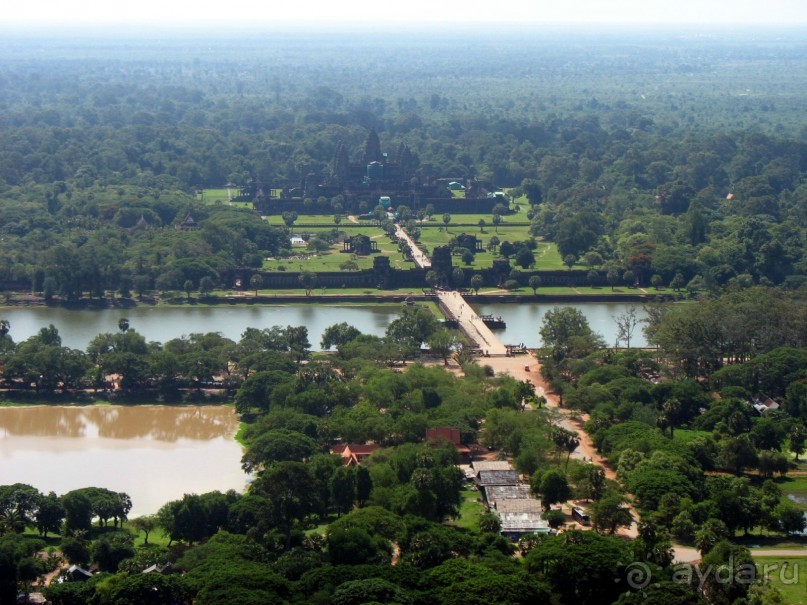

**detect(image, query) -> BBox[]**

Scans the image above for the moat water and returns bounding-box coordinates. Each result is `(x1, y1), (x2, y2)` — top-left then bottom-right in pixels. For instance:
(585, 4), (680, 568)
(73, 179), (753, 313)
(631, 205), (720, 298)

(0, 302), (650, 349)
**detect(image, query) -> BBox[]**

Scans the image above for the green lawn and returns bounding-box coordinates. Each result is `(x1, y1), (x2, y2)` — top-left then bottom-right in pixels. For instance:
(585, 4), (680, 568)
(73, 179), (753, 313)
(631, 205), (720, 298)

(264, 214), (373, 226)
(130, 525), (173, 548)
(262, 251), (415, 273)
(754, 556), (807, 604)
(262, 224), (415, 272)
(213, 287), (431, 298)
(465, 285), (650, 297)
(449, 488), (485, 531)
(249, 211), (641, 279)
(198, 188), (252, 208)
(777, 476), (807, 511)
(432, 214), (529, 227)
(672, 429), (712, 444)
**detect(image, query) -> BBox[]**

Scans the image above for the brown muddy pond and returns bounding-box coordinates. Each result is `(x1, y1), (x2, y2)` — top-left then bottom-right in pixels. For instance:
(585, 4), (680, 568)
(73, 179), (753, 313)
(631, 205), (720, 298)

(0, 405), (246, 516)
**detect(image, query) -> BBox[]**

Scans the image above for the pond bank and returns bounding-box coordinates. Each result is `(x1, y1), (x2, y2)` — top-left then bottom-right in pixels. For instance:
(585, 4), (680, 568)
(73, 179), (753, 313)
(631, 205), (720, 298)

(1, 290), (671, 310)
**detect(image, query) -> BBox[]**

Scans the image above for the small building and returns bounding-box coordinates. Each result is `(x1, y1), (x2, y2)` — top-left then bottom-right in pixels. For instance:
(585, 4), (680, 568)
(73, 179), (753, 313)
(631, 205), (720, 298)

(497, 512), (551, 538)
(64, 565), (93, 582)
(129, 214), (151, 232)
(453, 233), (483, 253)
(494, 498), (543, 514)
(342, 234), (377, 255)
(175, 213), (198, 231)
(485, 484), (532, 504)
(475, 469), (520, 488)
(752, 395), (779, 414)
(142, 562), (173, 575)
(426, 427), (472, 462)
(459, 464), (476, 480)
(331, 443), (380, 466)
(492, 499), (550, 539)
(471, 460), (513, 473)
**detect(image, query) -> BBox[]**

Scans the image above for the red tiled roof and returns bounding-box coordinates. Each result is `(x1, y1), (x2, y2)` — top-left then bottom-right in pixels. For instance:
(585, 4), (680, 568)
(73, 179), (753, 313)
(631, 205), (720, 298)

(346, 443), (380, 455)
(426, 427), (461, 446)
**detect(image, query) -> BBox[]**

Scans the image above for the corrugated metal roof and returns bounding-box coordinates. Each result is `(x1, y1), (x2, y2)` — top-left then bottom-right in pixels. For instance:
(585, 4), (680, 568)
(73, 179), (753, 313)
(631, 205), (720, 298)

(498, 512), (550, 531)
(485, 484), (532, 501)
(472, 460), (513, 472)
(495, 498), (544, 514)
(476, 470), (520, 486)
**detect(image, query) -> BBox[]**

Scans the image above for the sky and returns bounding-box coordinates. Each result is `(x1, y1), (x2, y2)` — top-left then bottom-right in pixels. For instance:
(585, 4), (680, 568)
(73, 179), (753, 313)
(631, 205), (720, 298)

(2, 0), (806, 26)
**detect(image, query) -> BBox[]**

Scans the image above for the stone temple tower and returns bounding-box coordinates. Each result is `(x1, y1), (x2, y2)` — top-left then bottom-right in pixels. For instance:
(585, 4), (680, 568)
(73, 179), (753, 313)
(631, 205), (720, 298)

(363, 128), (383, 164)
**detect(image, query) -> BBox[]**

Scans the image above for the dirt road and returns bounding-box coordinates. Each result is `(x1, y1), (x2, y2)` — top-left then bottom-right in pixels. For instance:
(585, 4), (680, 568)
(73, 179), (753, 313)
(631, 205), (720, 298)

(479, 354), (639, 538)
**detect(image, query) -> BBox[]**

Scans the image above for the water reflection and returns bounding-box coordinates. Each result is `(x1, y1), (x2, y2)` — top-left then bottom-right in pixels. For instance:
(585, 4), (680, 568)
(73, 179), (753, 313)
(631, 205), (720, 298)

(0, 405), (239, 441)
(476, 302), (650, 348)
(0, 302), (647, 350)
(0, 405), (245, 516)
(0, 305), (402, 350)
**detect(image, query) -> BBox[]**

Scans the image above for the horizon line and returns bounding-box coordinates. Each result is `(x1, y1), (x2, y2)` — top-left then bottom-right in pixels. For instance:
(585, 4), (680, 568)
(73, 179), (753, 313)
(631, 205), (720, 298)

(1, 20), (806, 35)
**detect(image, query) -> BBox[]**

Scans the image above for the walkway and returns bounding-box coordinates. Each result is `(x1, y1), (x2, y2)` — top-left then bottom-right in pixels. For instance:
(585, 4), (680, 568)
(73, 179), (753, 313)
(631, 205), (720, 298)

(394, 225), (430, 269)
(438, 290), (507, 356)
(393, 225), (507, 355)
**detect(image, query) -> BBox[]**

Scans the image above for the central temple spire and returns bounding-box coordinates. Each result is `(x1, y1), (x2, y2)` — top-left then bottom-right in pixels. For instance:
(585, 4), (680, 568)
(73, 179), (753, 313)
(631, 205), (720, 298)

(362, 128), (382, 164)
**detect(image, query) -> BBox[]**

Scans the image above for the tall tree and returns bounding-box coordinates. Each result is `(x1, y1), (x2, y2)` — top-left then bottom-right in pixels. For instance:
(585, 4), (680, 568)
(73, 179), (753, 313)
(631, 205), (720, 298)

(249, 273), (263, 296)
(614, 306), (639, 349)
(299, 272), (317, 296)
(252, 461), (320, 549)
(540, 306), (605, 362)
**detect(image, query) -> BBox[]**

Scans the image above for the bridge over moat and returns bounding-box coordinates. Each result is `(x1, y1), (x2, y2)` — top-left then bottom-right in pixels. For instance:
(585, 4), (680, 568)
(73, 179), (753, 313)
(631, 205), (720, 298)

(394, 225), (508, 356)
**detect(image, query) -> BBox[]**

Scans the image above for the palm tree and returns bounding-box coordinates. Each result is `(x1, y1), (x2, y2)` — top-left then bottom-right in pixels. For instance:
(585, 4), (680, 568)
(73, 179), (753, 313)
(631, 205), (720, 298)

(250, 274), (263, 296)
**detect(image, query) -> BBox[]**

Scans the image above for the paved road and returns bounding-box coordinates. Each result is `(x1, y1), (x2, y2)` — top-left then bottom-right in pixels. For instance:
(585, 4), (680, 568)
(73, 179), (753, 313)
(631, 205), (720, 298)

(393, 224), (507, 354)
(438, 290), (507, 356)
(675, 547), (807, 563)
(394, 225), (430, 269)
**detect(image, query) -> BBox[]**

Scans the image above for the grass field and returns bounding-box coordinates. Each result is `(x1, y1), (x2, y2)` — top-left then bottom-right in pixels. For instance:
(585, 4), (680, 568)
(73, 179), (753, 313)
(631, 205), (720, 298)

(777, 476), (807, 511)
(263, 215), (372, 226)
(260, 223), (412, 272)
(672, 429), (713, 444)
(449, 487), (485, 531)
(262, 213), (530, 227)
(198, 188), (252, 208)
(258, 219), (545, 274)
(203, 203), (644, 280)
(210, 287), (431, 298)
(754, 556), (807, 604)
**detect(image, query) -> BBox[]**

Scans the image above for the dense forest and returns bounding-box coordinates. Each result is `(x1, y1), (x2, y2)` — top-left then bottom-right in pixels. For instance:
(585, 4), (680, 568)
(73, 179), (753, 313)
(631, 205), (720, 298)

(0, 28), (805, 295)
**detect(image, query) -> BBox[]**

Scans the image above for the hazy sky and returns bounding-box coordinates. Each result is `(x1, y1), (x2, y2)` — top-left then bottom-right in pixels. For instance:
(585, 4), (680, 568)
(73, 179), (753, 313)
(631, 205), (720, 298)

(3, 0), (806, 25)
